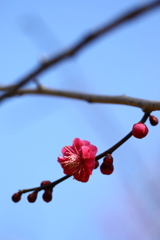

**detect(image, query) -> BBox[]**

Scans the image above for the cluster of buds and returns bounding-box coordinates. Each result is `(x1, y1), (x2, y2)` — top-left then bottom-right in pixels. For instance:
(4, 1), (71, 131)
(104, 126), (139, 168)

(100, 154), (114, 175)
(41, 181), (53, 202)
(12, 180), (53, 203)
(94, 154), (114, 175)
(132, 115), (158, 139)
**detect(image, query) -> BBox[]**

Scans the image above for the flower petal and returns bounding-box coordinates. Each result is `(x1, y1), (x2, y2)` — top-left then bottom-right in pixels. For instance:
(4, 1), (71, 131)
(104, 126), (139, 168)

(81, 140), (90, 146)
(57, 156), (66, 163)
(74, 167), (90, 182)
(81, 146), (90, 159)
(60, 159), (81, 175)
(84, 158), (95, 169)
(89, 145), (98, 155)
(73, 138), (83, 154)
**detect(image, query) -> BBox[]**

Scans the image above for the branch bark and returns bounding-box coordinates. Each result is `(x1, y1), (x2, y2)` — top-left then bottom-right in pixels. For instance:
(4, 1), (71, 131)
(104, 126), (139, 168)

(0, 85), (160, 112)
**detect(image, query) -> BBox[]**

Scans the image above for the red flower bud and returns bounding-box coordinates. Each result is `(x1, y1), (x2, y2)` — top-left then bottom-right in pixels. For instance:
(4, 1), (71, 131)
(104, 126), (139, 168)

(103, 154), (113, 166)
(41, 180), (51, 186)
(42, 191), (52, 203)
(12, 192), (21, 202)
(132, 123), (148, 139)
(100, 163), (114, 175)
(27, 191), (38, 203)
(149, 115), (159, 126)
(41, 180), (53, 192)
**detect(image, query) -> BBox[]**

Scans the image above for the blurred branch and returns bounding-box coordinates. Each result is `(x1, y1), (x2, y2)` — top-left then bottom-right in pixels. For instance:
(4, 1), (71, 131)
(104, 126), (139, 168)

(0, 84), (160, 112)
(0, 0), (160, 101)
(32, 77), (42, 89)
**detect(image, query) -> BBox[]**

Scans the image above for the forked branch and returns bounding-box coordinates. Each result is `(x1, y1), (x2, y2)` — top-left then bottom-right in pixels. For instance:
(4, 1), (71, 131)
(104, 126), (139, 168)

(0, 0), (160, 101)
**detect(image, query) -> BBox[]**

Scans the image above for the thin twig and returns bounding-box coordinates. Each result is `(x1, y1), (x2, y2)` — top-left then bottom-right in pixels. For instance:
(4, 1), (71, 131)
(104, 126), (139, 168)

(0, 85), (160, 112)
(1, 0), (160, 102)
(19, 175), (71, 194)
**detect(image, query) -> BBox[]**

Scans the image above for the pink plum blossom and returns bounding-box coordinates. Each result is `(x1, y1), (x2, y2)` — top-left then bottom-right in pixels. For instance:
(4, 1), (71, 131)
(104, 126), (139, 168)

(58, 138), (98, 182)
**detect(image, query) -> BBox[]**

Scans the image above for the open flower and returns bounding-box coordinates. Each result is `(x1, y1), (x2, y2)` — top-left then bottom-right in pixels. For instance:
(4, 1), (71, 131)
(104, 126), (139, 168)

(58, 138), (98, 182)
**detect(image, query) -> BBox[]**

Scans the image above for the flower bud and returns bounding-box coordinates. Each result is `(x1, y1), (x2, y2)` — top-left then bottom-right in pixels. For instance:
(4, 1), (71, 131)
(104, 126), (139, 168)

(12, 192), (21, 202)
(41, 180), (51, 186)
(42, 191), (52, 203)
(41, 180), (53, 192)
(103, 154), (113, 166)
(149, 115), (159, 126)
(27, 191), (38, 203)
(100, 163), (114, 175)
(132, 123), (148, 139)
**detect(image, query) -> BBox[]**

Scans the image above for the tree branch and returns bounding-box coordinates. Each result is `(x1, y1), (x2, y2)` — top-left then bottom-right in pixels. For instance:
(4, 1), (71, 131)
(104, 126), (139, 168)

(1, 0), (160, 101)
(0, 85), (160, 112)
(17, 112), (149, 195)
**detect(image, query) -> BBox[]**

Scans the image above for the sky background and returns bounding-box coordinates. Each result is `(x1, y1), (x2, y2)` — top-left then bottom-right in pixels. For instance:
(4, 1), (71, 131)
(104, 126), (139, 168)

(0, 0), (160, 240)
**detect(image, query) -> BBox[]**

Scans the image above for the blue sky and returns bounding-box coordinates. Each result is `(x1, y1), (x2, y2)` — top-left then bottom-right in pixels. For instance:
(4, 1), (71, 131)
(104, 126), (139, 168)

(0, 1), (160, 240)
